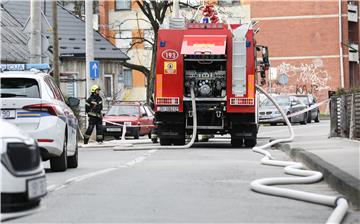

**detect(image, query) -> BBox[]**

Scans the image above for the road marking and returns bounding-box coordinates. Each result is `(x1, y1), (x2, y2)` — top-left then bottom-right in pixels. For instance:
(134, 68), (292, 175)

(46, 149), (158, 193)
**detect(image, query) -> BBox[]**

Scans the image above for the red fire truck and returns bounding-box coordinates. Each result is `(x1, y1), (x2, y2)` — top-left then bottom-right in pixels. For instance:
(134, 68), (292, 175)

(154, 16), (269, 147)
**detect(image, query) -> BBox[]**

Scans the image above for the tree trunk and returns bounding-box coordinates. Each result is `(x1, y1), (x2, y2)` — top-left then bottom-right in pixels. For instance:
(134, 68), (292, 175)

(147, 31), (158, 105)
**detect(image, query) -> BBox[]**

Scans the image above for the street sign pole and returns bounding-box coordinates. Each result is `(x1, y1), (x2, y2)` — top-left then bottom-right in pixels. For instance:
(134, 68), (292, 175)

(85, 0), (94, 100)
(85, 0), (94, 129)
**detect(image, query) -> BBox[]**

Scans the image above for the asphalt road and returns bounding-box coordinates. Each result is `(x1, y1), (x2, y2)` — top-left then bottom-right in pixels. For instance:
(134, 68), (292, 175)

(7, 122), (360, 223)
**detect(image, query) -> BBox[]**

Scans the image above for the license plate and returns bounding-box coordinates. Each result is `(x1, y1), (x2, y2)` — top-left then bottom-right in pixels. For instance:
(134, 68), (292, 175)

(124, 122), (132, 126)
(1, 110), (16, 119)
(107, 128), (122, 132)
(27, 177), (47, 199)
(261, 115), (271, 119)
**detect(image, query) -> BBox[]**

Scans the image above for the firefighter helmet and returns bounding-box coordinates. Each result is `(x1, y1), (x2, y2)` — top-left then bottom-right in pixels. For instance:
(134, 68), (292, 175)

(91, 85), (100, 93)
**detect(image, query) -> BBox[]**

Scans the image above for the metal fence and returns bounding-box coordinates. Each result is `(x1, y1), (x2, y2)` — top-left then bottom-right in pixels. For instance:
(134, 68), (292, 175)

(330, 93), (360, 140)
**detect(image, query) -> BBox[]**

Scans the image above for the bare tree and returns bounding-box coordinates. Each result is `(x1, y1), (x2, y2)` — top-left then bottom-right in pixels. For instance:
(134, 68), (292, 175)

(121, 0), (198, 104)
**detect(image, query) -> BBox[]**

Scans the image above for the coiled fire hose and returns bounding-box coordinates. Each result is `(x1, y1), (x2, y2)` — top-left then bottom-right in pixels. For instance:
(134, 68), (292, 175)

(113, 87), (198, 150)
(253, 85), (348, 224)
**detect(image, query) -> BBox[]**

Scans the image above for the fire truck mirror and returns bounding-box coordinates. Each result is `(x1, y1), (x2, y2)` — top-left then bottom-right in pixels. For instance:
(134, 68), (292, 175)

(262, 46), (269, 66)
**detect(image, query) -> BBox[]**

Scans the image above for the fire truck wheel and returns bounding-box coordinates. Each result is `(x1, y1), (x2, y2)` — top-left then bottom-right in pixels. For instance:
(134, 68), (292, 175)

(173, 138), (185, 145)
(231, 138), (243, 147)
(244, 138), (257, 148)
(160, 138), (172, 146)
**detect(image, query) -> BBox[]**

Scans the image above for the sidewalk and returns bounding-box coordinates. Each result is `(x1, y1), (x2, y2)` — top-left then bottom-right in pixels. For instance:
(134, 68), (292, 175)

(275, 121), (360, 209)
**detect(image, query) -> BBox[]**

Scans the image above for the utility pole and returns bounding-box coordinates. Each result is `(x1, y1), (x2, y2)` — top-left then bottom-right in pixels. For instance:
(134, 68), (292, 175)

(52, 0), (60, 86)
(30, 0), (42, 63)
(85, 0), (95, 99)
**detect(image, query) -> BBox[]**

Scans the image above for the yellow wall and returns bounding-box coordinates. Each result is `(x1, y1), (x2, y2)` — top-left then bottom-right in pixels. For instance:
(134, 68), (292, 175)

(132, 70), (146, 87)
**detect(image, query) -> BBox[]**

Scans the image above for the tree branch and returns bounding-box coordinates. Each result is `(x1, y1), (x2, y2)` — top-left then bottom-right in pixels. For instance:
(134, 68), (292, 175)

(122, 61), (150, 78)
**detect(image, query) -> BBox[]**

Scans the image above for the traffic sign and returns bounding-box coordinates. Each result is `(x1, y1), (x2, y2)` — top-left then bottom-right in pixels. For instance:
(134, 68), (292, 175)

(89, 61), (100, 79)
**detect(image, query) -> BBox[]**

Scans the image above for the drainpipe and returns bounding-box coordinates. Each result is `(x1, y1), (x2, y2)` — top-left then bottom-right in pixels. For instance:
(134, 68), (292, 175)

(339, 0), (345, 88)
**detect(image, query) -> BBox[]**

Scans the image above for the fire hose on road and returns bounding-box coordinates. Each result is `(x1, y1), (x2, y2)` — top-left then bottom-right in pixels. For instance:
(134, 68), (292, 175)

(253, 85), (348, 224)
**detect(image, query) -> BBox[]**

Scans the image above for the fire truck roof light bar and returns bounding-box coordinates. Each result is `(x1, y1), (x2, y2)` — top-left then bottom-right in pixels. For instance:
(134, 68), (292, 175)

(0, 64), (50, 72)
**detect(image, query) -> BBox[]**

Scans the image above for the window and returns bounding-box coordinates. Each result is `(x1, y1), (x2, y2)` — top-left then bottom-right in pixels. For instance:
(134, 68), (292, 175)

(140, 106), (146, 116)
(0, 78), (40, 98)
(104, 74), (114, 98)
(115, 31), (132, 49)
(263, 96), (290, 107)
(123, 69), (132, 88)
(45, 77), (65, 102)
(118, 71), (124, 83)
(60, 73), (78, 97)
(107, 105), (139, 116)
(115, 0), (131, 10)
(144, 106), (154, 117)
(219, 0), (240, 6)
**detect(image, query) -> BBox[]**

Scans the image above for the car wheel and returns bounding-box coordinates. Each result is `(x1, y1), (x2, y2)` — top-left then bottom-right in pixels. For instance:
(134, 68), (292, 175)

(244, 138), (257, 147)
(314, 111), (320, 123)
(287, 112), (292, 123)
(67, 137), (78, 169)
(307, 112), (312, 123)
(67, 148), (78, 169)
(300, 113), (307, 125)
(50, 133), (68, 172)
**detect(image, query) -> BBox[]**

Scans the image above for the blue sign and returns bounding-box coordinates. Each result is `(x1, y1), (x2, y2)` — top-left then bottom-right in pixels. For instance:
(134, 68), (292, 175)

(89, 61), (100, 79)
(0, 64), (50, 71)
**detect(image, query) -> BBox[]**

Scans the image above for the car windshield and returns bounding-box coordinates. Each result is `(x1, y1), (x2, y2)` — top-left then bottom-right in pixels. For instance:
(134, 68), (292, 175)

(0, 78), (40, 98)
(297, 96), (308, 105)
(107, 105), (139, 116)
(263, 96), (290, 107)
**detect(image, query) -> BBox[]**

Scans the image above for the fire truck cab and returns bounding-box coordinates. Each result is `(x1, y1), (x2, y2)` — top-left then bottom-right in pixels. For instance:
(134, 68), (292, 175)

(154, 21), (269, 147)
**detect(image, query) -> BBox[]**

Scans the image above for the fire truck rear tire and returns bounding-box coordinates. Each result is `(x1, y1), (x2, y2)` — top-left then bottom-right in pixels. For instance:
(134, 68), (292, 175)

(173, 138), (185, 145)
(231, 138), (243, 147)
(160, 138), (172, 146)
(244, 138), (257, 147)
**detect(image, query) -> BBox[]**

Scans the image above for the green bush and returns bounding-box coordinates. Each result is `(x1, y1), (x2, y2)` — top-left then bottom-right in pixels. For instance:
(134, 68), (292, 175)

(335, 86), (360, 96)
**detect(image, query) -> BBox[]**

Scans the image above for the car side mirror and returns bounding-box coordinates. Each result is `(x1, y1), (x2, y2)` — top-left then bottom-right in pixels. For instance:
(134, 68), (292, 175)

(67, 97), (80, 107)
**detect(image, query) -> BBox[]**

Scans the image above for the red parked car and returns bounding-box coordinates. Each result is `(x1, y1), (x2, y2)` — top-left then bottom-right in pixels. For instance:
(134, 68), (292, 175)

(103, 102), (156, 141)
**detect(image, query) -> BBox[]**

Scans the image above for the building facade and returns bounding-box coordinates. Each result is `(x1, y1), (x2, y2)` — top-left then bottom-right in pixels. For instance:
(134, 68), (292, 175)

(98, 0), (359, 111)
(3, 0), (129, 112)
(250, 0), (359, 113)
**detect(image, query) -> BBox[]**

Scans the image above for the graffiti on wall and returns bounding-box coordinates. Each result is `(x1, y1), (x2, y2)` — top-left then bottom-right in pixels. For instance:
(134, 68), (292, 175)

(270, 59), (331, 96)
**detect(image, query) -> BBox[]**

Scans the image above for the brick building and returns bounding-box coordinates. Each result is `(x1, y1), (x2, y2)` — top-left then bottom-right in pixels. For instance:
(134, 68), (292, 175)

(250, 0), (359, 112)
(97, 0), (359, 109)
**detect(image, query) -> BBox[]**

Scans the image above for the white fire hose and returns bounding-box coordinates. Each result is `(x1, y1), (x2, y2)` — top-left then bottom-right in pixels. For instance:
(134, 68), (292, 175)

(254, 85), (348, 224)
(112, 87), (198, 150)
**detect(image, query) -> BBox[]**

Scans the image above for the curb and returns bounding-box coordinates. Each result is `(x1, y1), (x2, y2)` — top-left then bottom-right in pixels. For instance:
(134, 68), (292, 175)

(275, 143), (360, 210)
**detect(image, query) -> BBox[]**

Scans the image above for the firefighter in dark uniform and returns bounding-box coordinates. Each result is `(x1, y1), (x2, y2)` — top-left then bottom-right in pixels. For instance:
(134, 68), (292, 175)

(84, 85), (103, 144)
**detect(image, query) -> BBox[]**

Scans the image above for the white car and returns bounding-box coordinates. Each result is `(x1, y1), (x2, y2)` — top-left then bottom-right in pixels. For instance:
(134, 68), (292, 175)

(0, 64), (79, 172)
(1, 119), (47, 213)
